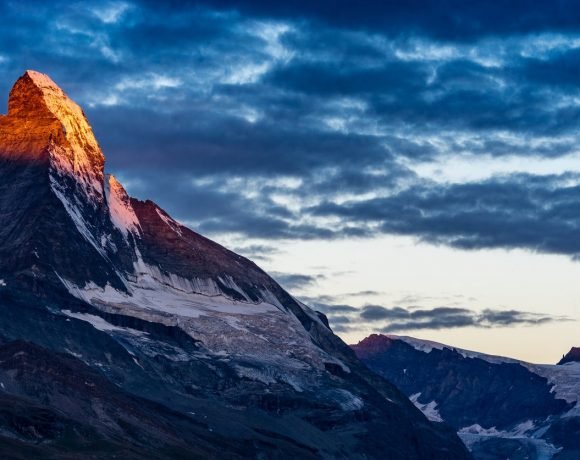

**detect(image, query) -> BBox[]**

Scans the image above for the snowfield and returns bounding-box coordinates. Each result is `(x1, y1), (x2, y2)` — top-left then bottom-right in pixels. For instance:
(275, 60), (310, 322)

(409, 393), (443, 422)
(59, 264), (351, 394)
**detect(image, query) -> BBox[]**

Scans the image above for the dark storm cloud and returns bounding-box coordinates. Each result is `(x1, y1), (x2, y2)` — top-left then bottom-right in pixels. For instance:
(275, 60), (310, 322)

(311, 173), (580, 258)
(325, 303), (571, 332)
(195, 1), (580, 41)
(266, 60), (427, 97)
(1, 1), (580, 258)
(521, 48), (580, 88)
(88, 105), (399, 176)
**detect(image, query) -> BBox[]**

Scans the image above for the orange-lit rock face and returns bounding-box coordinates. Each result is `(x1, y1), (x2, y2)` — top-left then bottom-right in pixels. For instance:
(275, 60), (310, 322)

(0, 70), (105, 201)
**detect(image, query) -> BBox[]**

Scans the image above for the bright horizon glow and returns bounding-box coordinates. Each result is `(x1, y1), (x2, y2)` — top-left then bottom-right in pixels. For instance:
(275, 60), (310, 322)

(238, 235), (580, 364)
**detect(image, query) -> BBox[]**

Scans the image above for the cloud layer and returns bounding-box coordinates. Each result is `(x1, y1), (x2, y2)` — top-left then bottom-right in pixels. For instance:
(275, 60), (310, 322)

(311, 301), (572, 334)
(1, 1), (580, 261)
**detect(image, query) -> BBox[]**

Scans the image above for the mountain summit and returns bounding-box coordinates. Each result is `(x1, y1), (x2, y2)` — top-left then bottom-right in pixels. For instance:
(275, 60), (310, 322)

(353, 334), (580, 459)
(0, 70), (104, 201)
(0, 71), (469, 458)
(559, 347), (580, 365)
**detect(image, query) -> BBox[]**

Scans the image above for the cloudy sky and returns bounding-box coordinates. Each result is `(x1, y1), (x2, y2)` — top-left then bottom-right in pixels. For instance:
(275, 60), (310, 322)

(1, 0), (579, 363)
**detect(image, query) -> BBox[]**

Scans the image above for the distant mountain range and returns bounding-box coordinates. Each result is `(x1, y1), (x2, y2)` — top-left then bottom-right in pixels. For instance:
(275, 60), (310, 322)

(352, 334), (580, 460)
(0, 70), (469, 458)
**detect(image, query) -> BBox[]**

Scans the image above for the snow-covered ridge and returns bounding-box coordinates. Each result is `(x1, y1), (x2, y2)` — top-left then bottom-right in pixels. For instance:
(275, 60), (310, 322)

(390, 335), (580, 412)
(387, 334), (521, 364)
(129, 247), (281, 306)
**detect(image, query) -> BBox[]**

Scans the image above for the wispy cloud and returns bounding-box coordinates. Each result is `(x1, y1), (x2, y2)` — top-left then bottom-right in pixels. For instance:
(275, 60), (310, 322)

(315, 301), (573, 333)
(271, 272), (325, 291)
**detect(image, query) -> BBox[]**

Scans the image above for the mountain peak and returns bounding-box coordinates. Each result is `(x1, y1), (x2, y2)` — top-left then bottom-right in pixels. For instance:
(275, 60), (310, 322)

(356, 333), (392, 345)
(351, 334), (395, 356)
(559, 347), (580, 365)
(22, 69), (61, 92)
(1, 70), (105, 206)
(10, 70), (76, 116)
(1, 70), (104, 171)
(12, 70), (101, 154)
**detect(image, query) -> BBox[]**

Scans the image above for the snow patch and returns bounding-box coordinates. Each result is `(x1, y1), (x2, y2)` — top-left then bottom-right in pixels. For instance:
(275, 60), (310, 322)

(234, 365), (277, 385)
(61, 277), (278, 319)
(62, 310), (147, 336)
(131, 248), (258, 303)
(409, 393), (443, 422)
(333, 389), (364, 411)
(458, 422), (561, 459)
(105, 175), (141, 239)
(156, 208), (183, 236)
(526, 362), (580, 416)
(459, 424), (503, 437)
(49, 172), (106, 258)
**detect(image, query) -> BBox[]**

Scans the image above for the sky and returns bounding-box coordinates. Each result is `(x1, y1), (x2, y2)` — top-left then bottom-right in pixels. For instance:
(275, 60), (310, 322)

(0, 0), (579, 363)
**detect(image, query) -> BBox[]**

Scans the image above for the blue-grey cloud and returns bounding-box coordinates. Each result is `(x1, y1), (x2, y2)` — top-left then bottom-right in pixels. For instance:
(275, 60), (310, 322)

(325, 303), (572, 332)
(1, 1), (580, 261)
(311, 173), (580, 258)
(196, 0), (580, 41)
(380, 308), (570, 332)
(271, 272), (325, 291)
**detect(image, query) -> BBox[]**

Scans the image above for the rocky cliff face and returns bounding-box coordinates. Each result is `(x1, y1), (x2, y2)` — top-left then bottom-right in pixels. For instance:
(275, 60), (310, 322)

(353, 334), (580, 460)
(0, 71), (470, 459)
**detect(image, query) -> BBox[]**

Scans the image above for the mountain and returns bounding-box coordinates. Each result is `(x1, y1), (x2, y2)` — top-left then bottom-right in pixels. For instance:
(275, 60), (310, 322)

(559, 347), (580, 365)
(352, 334), (580, 460)
(0, 70), (469, 459)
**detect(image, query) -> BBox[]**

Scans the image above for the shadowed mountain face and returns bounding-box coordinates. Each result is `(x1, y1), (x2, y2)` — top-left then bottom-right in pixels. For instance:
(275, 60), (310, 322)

(352, 334), (580, 460)
(0, 71), (469, 459)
